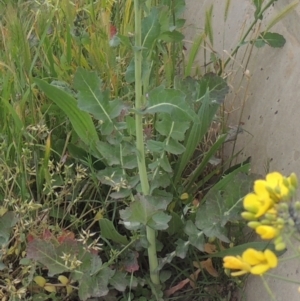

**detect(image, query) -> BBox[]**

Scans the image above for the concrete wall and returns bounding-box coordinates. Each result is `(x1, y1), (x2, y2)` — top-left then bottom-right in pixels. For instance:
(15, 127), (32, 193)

(184, 0), (300, 300)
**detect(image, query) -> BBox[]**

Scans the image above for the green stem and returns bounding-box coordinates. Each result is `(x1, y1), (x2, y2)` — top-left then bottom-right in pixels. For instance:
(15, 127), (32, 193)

(134, 0), (160, 285)
(223, 0), (278, 70)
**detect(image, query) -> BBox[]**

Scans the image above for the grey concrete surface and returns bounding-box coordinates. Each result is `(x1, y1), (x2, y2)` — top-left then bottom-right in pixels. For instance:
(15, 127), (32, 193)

(184, 0), (300, 300)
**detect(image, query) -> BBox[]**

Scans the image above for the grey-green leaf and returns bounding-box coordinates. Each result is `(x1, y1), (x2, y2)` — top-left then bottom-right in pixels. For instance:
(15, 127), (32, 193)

(259, 32), (286, 48)
(73, 67), (125, 134)
(99, 219), (129, 245)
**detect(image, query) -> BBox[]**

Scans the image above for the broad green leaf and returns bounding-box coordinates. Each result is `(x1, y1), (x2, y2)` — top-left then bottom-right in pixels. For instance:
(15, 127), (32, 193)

(160, 156), (172, 173)
(89, 254), (104, 276)
(142, 7), (161, 51)
(150, 173), (171, 192)
(122, 154), (138, 169)
(184, 220), (205, 251)
(26, 239), (74, 276)
(34, 78), (99, 150)
(165, 138), (185, 155)
(159, 30), (184, 42)
(119, 194), (171, 228)
(78, 266), (115, 300)
(160, 270), (172, 282)
(147, 140), (164, 153)
(199, 73), (229, 104)
(0, 212), (18, 245)
(175, 238), (189, 259)
(194, 166), (251, 243)
(109, 271), (129, 292)
(110, 189), (132, 199)
(155, 113), (190, 141)
(221, 173), (256, 223)
(255, 32), (286, 48)
(0, 261), (6, 270)
(142, 86), (196, 122)
(202, 163), (250, 203)
(97, 167), (136, 196)
(73, 67), (125, 135)
(96, 141), (120, 166)
(120, 195), (154, 226)
(147, 211), (171, 230)
(195, 208), (230, 243)
(125, 59), (151, 83)
(99, 218), (129, 245)
(167, 212), (184, 236)
(174, 76), (201, 104)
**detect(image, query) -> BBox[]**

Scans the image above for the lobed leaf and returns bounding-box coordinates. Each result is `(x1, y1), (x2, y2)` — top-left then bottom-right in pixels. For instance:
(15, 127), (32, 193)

(184, 221), (205, 251)
(26, 239), (74, 276)
(78, 266), (115, 300)
(142, 86), (196, 122)
(99, 219), (129, 245)
(73, 67), (125, 135)
(0, 212), (18, 246)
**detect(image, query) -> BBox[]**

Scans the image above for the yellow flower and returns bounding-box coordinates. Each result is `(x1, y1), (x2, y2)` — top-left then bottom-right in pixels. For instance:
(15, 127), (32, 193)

(223, 248), (278, 276)
(243, 193), (273, 218)
(256, 225), (278, 240)
(247, 249), (278, 275)
(254, 172), (291, 200)
(223, 255), (251, 276)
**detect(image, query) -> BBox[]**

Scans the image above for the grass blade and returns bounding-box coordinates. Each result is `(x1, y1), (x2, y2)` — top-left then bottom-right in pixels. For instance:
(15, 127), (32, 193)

(265, 0), (299, 32)
(34, 78), (99, 154)
(185, 33), (205, 77)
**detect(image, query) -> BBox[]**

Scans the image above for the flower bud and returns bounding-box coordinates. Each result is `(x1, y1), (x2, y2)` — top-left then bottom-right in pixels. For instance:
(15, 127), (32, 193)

(274, 235), (283, 245)
(276, 217), (285, 226)
(283, 177), (290, 188)
(275, 242), (286, 251)
(241, 211), (257, 221)
(278, 202), (288, 211)
(295, 201), (300, 211)
(260, 219), (272, 225)
(264, 213), (276, 221)
(247, 221), (261, 229)
(288, 218), (295, 227)
(290, 173), (298, 189)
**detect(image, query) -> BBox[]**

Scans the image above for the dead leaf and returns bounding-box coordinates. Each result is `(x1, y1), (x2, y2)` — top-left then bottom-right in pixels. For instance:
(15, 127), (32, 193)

(165, 277), (190, 297)
(57, 230), (75, 244)
(189, 269), (201, 289)
(123, 250), (139, 273)
(165, 268), (202, 297)
(192, 198), (199, 207)
(204, 243), (217, 254)
(193, 258), (219, 277)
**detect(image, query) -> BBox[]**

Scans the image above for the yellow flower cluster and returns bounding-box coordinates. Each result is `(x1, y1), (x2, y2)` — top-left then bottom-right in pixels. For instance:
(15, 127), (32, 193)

(242, 172), (298, 250)
(223, 248), (278, 276)
(223, 172), (298, 277)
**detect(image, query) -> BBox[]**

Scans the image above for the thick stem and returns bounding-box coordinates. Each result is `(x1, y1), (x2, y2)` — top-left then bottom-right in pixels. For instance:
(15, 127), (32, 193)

(134, 0), (160, 285)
